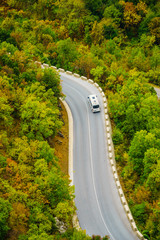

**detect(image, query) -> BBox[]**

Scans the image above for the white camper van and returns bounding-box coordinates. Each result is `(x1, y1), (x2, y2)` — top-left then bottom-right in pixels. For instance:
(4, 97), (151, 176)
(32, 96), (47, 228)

(88, 94), (101, 113)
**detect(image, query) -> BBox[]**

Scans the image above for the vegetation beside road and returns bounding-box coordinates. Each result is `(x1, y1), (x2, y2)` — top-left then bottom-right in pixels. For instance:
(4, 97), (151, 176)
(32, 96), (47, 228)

(0, 0), (160, 239)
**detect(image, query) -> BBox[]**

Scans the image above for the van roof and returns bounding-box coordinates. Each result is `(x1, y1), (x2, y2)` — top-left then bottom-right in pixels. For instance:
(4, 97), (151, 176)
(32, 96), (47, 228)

(88, 95), (99, 105)
(89, 94), (97, 99)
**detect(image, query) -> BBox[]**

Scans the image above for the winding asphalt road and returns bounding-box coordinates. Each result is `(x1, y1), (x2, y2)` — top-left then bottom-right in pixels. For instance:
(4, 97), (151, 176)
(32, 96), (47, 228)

(61, 72), (139, 240)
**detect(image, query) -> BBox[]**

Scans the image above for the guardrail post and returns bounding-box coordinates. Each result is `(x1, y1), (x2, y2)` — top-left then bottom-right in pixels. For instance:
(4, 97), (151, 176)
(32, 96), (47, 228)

(58, 68), (65, 72)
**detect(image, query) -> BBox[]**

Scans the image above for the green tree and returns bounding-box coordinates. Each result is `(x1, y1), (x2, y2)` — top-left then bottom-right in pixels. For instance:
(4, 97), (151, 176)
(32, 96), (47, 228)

(74, 52), (97, 78)
(131, 202), (149, 228)
(103, 24), (118, 40)
(90, 66), (104, 82)
(20, 95), (62, 140)
(122, 1), (142, 35)
(54, 201), (75, 225)
(0, 90), (13, 127)
(129, 130), (157, 175)
(8, 136), (37, 163)
(90, 20), (105, 44)
(112, 127), (124, 145)
(138, 94), (160, 131)
(26, 82), (58, 107)
(8, 202), (30, 238)
(68, 19), (84, 40)
(0, 197), (12, 240)
(139, 34), (155, 49)
(39, 68), (62, 99)
(0, 41), (18, 54)
(0, 28), (11, 43)
(26, 205), (54, 239)
(0, 155), (7, 168)
(146, 161), (160, 197)
(36, 141), (56, 164)
(34, 165), (73, 208)
(108, 75), (157, 137)
(149, 17), (160, 44)
(143, 148), (160, 180)
(72, 229), (91, 240)
(56, 38), (78, 70)
(103, 4), (122, 24)
(145, 201), (160, 240)
(84, 0), (103, 16)
(138, 9), (155, 36)
(150, 46), (160, 69)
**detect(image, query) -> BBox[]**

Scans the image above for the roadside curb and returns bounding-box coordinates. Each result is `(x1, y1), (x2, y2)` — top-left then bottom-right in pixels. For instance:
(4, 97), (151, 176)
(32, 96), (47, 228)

(60, 99), (74, 185)
(60, 98), (81, 230)
(39, 63), (146, 240)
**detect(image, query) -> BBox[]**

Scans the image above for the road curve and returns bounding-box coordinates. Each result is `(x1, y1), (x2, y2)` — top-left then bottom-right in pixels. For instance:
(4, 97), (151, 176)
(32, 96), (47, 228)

(61, 72), (139, 240)
(154, 86), (160, 99)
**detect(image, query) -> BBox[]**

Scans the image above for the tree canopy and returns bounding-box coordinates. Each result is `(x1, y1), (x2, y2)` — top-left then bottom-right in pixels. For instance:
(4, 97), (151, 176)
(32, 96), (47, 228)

(0, 0), (160, 239)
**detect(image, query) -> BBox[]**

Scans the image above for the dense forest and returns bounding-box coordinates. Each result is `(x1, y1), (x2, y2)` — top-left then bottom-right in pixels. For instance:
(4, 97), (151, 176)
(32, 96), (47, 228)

(0, 0), (159, 240)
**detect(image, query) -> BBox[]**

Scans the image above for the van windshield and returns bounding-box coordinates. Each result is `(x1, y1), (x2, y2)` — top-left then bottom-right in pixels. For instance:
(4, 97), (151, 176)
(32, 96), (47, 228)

(93, 105), (99, 109)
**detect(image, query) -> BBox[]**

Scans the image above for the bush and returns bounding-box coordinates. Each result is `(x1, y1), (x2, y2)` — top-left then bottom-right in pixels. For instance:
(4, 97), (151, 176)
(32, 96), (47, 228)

(0, 198), (12, 240)
(0, 155), (7, 168)
(131, 202), (148, 227)
(112, 127), (124, 145)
